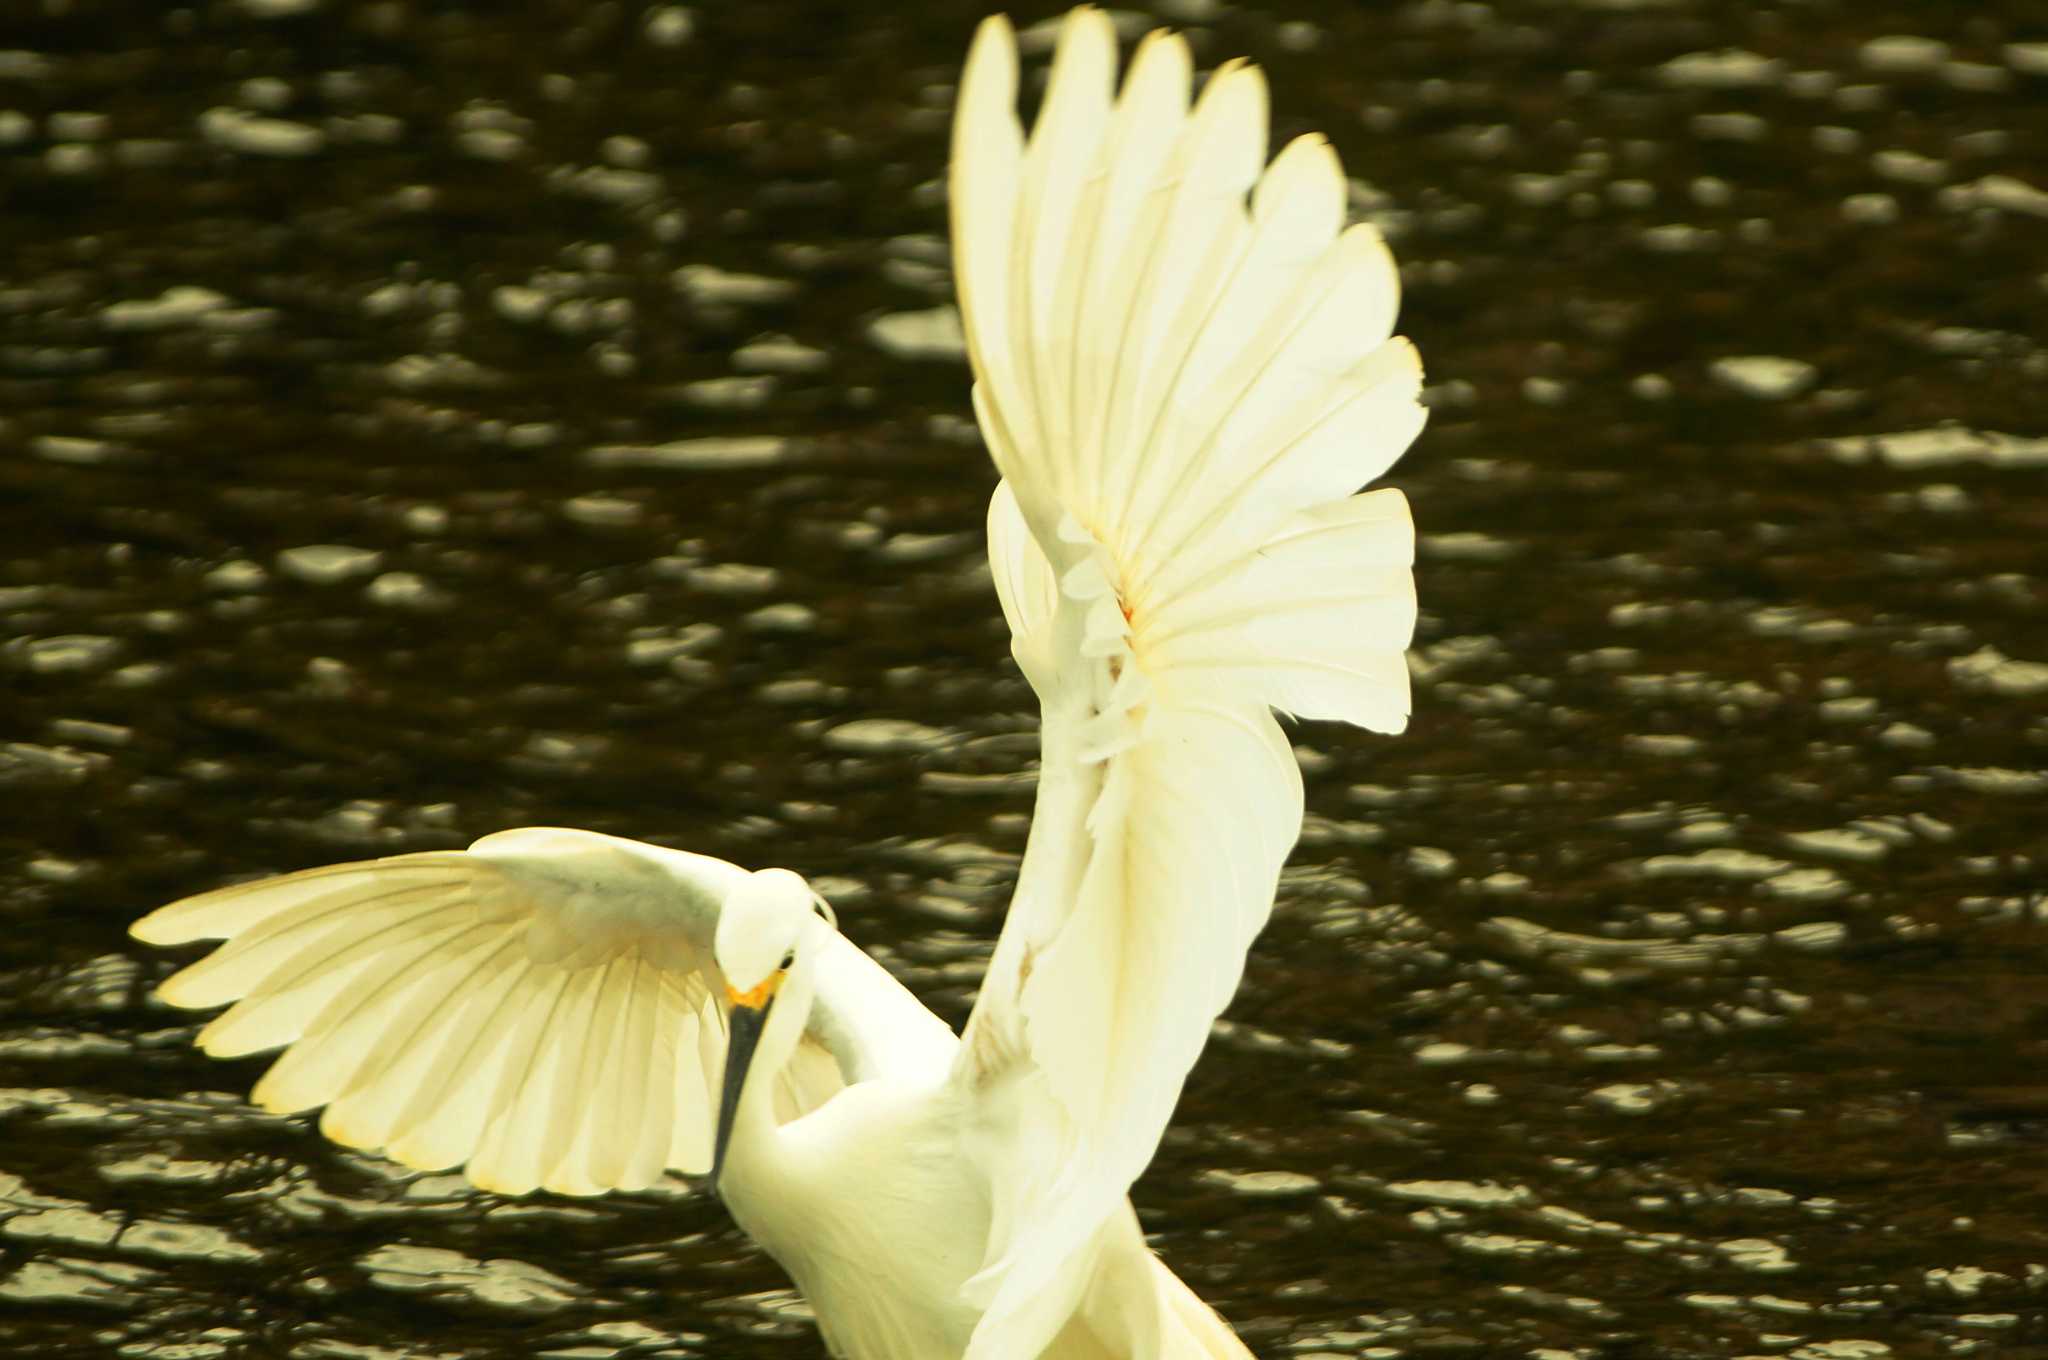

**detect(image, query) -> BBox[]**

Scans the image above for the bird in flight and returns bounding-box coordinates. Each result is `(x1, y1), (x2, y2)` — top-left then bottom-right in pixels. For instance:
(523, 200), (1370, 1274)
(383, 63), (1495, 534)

(132, 8), (1425, 1357)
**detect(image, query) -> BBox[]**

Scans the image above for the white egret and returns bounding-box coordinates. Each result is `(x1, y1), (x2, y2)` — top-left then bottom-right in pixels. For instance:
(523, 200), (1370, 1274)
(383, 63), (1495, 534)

(132, 8), (1425, 1357)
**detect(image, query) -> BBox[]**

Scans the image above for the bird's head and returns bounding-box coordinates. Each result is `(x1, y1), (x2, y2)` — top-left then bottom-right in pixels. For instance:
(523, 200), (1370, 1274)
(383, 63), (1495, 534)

(713, 866), (821, 996)
(710, 867), (835, 1189)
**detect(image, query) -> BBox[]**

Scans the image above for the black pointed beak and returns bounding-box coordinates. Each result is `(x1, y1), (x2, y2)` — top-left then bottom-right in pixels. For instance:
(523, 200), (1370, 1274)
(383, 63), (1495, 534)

(711, 985), (775, 1192)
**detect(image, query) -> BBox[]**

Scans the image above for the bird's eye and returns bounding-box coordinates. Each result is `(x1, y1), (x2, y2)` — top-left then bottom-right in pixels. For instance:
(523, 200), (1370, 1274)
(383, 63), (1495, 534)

(779, 950), (795, 971)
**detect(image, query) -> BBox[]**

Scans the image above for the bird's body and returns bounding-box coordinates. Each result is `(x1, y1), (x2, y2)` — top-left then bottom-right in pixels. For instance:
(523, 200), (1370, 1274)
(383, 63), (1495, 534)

(722, 1055), (986, 1358)
(132, 9), (1425, 1358)
(719, 1012), (1244, 1359)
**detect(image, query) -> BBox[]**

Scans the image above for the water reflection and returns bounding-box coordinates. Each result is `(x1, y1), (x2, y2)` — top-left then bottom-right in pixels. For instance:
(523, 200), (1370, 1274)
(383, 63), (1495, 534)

(3, 0), (2046, 1356)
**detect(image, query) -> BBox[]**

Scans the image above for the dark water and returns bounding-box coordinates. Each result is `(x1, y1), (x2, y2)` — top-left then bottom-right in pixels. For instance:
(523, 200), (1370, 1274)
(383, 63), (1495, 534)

(4, 0), (2046, 1356)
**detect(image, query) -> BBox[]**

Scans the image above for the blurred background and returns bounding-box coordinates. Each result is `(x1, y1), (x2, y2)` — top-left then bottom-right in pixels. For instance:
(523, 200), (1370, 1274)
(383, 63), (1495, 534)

(2, 0), (2045, 1356)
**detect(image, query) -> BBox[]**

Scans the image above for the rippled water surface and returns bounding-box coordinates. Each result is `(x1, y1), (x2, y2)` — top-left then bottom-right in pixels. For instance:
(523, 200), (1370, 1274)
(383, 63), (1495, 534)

(4, 1), (2046, 1356)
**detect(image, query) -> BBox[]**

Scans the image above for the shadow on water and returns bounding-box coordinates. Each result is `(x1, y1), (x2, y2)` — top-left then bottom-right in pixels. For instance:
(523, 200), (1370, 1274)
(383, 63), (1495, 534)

(2, 1), (2045, 1356)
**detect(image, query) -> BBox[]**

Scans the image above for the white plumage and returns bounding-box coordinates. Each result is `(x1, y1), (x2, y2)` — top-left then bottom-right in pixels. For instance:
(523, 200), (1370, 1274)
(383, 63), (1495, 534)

(132, 9), (1425, 1358)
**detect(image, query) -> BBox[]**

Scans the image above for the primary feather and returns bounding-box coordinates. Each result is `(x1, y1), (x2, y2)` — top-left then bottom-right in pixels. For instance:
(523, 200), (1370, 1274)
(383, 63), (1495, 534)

(949, 9), (1424, 1353)
(135, 829), (834, 1195)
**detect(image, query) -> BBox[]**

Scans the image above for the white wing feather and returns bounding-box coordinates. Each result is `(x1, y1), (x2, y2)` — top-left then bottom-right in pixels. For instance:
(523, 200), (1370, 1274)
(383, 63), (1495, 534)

(950, 10), (1423, 1353)
(133, 827), (841, 1196)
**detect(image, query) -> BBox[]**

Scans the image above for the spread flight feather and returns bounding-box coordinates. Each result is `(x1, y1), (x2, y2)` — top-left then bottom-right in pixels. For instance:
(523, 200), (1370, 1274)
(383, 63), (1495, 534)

(948, 11), (1420, 1353)
(131, 9), (1424, 1358)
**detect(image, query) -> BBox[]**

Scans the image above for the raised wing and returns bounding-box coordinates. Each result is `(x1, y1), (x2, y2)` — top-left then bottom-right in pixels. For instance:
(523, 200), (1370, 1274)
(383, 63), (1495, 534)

(949, 11), (1423, 1352)
(132, 827), (852, 1196)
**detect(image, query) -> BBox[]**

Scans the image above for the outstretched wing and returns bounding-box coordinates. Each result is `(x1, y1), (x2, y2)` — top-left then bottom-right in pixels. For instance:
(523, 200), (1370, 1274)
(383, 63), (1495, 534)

(949, 10), (1423, 1352)
(133, 827), (848, 1196)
